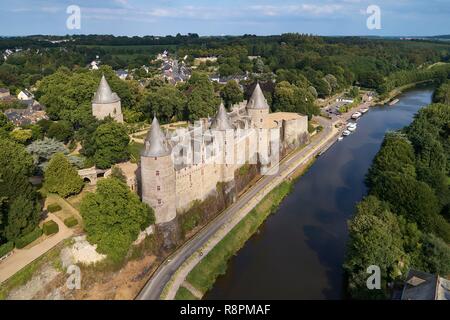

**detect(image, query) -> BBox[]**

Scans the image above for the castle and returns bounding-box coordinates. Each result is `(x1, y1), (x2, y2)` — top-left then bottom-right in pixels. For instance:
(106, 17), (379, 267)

(92, 77), (308, 227)
(92, 75), (124, 123)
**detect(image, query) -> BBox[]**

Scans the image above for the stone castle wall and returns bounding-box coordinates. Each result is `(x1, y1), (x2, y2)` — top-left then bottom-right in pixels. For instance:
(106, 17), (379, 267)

(92, 100), (124, 123)
(141, 155), (176, 224)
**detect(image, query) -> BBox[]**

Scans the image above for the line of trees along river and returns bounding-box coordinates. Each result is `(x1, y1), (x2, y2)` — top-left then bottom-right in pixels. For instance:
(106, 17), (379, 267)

(205, 85), (441, 300)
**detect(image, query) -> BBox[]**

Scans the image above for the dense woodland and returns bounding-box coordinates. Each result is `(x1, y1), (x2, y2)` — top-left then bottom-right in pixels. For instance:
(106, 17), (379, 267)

(1, 34), (450, 264)
(344, 80), (450, 299)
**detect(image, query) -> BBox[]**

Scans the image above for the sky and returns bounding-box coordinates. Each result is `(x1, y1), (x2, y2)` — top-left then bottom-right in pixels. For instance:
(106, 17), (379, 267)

(0, 0), (449, 37)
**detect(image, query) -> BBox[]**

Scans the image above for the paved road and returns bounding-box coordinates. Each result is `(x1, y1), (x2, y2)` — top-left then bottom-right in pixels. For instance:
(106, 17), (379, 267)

(137, 118), (334, 300)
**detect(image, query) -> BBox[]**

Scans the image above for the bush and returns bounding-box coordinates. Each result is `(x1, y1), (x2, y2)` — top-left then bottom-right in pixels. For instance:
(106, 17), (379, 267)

(15, 228), (43, 249)
(64, 216), (78, 228)
(43, 220), (59, 235)
(47, 203), (62, 213)
(0, 242), (14, 258)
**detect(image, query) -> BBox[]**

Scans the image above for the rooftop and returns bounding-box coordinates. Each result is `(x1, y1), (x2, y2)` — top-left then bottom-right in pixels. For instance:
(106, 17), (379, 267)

(92, 75), (120, 104)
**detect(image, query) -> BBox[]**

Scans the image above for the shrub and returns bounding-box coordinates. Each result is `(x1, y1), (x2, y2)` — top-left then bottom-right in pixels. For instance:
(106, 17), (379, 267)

(64, 216), (78, 228)
(43, 220), (59, 235)
(15, 228), (42, 249)
(47, 203), (62, 213)
(0, 242), (14, 258)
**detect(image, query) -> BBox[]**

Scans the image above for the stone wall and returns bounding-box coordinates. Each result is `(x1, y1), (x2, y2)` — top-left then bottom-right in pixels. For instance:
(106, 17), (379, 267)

(92, 100), (124, 123)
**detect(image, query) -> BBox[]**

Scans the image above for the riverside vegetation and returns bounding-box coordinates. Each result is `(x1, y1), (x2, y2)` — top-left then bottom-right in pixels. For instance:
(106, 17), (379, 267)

(344, 80), (450, 299)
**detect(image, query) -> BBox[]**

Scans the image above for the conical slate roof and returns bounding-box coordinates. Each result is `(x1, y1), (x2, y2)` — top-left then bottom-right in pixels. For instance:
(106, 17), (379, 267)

(246, 82), (269, 110)
(142, 116), (171, 157)
(92, 75), (120, 104)
(210, 103), (234, 131)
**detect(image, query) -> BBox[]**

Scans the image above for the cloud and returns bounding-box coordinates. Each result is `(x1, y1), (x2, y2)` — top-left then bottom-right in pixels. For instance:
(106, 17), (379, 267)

(249, 4), (344, 17)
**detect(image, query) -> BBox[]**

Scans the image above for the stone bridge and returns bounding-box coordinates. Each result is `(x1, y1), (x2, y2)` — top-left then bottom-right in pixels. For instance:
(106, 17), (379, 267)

(77, 167), (107, 185)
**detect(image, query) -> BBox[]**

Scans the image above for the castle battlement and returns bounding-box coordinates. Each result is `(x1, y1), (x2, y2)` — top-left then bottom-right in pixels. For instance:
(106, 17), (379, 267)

(139, 83), (309, 225)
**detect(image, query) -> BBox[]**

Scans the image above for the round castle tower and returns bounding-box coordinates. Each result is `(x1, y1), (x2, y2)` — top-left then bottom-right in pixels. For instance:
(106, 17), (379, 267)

(92, 75), (124, 123)
(140, 116), (176, 224)
(246, 82), (270, 128)
(210, 103), (235, 183)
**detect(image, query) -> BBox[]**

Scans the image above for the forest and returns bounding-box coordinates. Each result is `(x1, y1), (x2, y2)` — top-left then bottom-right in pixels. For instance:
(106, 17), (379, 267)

(2, 33), (450, 264)
(344, 80), (450, 299)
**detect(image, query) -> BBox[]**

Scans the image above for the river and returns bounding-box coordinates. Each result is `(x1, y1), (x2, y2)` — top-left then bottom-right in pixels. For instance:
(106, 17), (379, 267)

(205, 85), (434, 300)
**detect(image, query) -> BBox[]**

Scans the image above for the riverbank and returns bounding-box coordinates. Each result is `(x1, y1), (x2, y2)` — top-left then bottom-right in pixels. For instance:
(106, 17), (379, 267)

(377, 80), (436, 105)
(204, 86), (435, 300)
(183, 181), (294, 298)
(136, 115), (338, 300)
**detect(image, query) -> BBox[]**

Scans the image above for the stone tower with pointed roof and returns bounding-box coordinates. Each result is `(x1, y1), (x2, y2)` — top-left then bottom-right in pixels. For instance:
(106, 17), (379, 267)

(92, 75), (124, 123)
(140, 116), (176, 224)
(246, 82), (270, 128)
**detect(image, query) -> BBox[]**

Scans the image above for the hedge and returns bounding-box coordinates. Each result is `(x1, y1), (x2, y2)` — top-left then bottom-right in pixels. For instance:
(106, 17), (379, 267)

(43, 220), (59, 235)
(64, 216), (78, 228)
(47, 203), (62, 213)
(15, 228), (43, 249)
(0, 242), (14, 258)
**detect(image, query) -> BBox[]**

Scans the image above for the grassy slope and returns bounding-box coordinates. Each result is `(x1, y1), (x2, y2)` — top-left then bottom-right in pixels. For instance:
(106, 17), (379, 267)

(185, 181), (293, 295)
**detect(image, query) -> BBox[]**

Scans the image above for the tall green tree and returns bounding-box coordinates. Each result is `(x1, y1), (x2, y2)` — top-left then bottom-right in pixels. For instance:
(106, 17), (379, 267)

(0, 138), (40, 243)
(185, 72), (219, 121)
(344, 196), (406, 299)
(221, 80), (244, 108)
(80, 178), (154, 262)
(93, 122), (130, 169)
(140, 85), (186, 123)
(44, 153), (83, 198)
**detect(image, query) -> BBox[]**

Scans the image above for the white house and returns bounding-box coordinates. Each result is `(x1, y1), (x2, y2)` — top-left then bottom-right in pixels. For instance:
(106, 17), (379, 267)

(18, 89), (33, 101)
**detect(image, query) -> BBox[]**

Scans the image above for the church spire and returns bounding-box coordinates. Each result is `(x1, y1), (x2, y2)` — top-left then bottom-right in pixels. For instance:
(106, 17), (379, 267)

(246, 82), (270, 110)
(93, 74), (120, 104)
(210, 102), (234, 131)
(143, 116), (171, 157)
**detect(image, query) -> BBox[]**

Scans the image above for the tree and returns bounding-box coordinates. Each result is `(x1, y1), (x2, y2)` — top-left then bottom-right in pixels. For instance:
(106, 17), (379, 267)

(344, 196), (406, 299)
(0, 113), (13, 133)
(4, 195), (40, 241)
(140, 85), (186, 123)
(26, 137), (68, 171)
(419, 233), (450, 275)
(0, 138), (40, 243)
(272, 81), (319, 119)
(93, 122), (130, 169)
(185, 72), (219, 121)
(9, 129), (33, 144)
(366, 132), (416, 188)
(221, 80), (244, 108)
(80, 178), (154, 262)
(433, 81), (450, 104)
(44, 153), (83, 198)
(47, 120), (74, 143)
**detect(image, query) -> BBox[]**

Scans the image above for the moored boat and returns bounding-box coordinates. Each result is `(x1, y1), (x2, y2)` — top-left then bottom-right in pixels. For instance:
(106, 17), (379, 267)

(351, 112), (362, 120)
(389, 98), (399, 106)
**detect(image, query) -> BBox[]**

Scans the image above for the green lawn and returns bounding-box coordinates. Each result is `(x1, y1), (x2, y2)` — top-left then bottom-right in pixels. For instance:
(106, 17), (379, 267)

(186, 181), (293, 295)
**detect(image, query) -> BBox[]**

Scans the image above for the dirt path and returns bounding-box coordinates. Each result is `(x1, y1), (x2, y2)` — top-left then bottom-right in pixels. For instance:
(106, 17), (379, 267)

(0, 213), (73, 284)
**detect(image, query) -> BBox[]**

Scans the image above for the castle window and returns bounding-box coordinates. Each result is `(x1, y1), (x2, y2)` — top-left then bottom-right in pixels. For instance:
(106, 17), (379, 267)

(157, 199), (162, 205)
(156, 170), (160, 176)
(157, 186), (160, 191)
(260, 119), (263, 123)
(155, 157), (158, 160)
